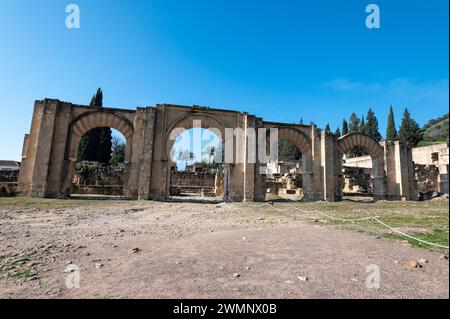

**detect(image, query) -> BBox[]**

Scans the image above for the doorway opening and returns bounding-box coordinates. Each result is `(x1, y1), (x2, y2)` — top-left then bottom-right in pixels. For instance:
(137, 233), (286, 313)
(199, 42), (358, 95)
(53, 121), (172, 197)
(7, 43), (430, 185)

(71, 128), (127, 199)
(264, 140), (304, 202)
(168, 128), (224, 203)
(340, 147), (374, 202)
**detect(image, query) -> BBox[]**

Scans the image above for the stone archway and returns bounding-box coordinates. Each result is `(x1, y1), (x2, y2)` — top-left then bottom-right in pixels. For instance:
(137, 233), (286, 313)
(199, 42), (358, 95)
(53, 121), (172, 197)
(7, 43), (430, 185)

(337, 133), (385, 200)
(161, 112), (227, 200)
(62, 111), (135, 196)
(19, 99), (416, 202)
(265, 127), (314, 200)
(163, 113), (227, 162)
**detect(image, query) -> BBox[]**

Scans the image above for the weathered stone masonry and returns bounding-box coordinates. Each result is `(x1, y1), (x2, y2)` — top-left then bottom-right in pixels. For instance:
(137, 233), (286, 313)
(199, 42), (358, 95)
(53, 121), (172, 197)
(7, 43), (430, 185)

(19, 99), (418, 201)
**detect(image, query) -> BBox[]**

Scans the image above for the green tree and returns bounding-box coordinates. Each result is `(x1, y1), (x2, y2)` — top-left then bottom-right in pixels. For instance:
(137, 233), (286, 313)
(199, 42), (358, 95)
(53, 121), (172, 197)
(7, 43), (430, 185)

(325, 123), (331, 133)
(334, 127), (341, 138)
(77, 88), (112, 163)
(365, 108), (382, 141)
(109, 137), (125, 166)
(349, 113), (360, 133)
(278, 140), (301, 161)
(359, 115), (366, 134)
(342, 119), (349, 135)
(386, 105), (398, 141)
(398, 108), (423, 146)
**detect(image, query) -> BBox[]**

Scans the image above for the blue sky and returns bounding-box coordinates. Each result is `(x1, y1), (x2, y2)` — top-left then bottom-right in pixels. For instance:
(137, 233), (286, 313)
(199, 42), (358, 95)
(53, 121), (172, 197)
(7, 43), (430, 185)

(0, 0), (448, 160)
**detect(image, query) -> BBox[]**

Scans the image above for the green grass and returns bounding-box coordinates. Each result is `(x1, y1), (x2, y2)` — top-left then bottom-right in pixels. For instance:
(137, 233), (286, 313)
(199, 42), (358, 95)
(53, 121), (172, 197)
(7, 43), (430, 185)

(12, 268), (33, 279)
(0, 256), (35, 279)
(245, 199), (449, 252)
(383, 229), (449, 250)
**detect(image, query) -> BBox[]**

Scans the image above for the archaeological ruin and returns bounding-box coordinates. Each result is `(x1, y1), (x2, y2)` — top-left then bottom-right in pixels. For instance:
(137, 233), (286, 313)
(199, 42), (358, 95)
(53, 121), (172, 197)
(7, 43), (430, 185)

(17, 98), (448, 202)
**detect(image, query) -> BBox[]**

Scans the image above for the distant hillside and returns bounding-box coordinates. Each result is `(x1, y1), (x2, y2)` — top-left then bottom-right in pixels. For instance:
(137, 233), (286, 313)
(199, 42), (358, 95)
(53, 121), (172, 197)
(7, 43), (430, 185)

(420, 113), (449, 145)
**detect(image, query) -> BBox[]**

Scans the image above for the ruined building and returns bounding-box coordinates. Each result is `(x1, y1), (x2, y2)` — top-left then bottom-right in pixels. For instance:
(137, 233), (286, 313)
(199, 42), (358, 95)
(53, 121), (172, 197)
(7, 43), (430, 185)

(19, 99), (421, 202)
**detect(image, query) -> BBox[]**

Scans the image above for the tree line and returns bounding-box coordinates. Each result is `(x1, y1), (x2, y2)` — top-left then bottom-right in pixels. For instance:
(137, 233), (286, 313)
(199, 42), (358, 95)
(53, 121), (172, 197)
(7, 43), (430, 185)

(327, 106), (423, 146)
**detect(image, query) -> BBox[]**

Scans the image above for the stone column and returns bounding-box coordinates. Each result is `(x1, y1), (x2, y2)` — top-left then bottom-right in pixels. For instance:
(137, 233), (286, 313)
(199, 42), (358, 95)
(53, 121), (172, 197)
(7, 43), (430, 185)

(372, 156), (386, 201)
(321, 131), (336, 201)
(383, 141), (417, 200)
(18, 99), (60, 198)
(301, 152), (314, 201)
(310, 124), (323, 201)
(128, 107), (156, 200)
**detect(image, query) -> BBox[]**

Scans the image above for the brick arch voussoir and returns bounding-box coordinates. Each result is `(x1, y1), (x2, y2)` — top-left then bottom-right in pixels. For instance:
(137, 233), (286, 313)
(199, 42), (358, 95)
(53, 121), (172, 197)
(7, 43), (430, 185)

(338, 133), (383, 159)
(274, 127), (311, 154)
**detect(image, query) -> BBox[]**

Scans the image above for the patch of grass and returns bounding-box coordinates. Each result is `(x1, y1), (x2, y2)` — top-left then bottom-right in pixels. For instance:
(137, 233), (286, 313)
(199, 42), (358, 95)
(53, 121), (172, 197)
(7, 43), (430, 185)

(383, 229), (449, 251)
(270, 199), (449, 252)
(12, 267), (33, 279)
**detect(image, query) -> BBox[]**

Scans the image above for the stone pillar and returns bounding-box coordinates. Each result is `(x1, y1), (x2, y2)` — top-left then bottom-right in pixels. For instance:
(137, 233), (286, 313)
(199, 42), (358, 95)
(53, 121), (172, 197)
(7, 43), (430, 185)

(253, 118), (267, 202)
(243, 114), (256, 202)
(309, 124), (323, 201)
(128, 107), (156, 200)
(384, 141), (417, 200)
(227, 113), (247, 202)
(18, 99), (62, 197)
(372, 156), (386, 201)
(321, 131), (336, 201)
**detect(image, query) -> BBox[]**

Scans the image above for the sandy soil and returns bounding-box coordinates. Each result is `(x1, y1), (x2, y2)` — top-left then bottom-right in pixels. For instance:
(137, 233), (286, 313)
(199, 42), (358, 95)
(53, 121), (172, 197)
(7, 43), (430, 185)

(0, 199), (448, 299)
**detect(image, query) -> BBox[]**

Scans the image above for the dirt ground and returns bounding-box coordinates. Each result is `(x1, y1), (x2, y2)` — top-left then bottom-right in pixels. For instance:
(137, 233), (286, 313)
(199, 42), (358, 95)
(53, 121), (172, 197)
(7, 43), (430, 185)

(0, 197), (448, 299)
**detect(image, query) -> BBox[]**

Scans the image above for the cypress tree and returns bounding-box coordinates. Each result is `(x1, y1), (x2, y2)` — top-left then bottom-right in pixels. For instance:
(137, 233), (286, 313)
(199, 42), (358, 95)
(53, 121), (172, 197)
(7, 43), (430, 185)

(365, 108), (382, 141)
(325, 123), (331, 133)
(398, 108), (423, 146)
(386, 105), (398, 141)
(342, 119), (349, 135)
(334, 127), (341, 138)
(349, 113), (360, 133)
(359, 115), (366, 134)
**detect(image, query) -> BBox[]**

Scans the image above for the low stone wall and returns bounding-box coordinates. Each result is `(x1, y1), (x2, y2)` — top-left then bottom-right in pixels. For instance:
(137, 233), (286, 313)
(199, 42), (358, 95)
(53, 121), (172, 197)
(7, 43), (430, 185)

(72, 162), (125, 187)
(0, 170), (19, 183)
(0, 170), (19, 197)
(170, 172), (215, 189)
(71, 161), (125, 195)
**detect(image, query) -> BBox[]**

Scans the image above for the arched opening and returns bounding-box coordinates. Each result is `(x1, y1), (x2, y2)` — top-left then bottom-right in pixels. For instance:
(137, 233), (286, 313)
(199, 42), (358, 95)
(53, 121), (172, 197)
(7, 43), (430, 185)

(261, 127), (312, 202)
(264, 140), (304, 201)
(168, 127), (225, 202)
(338, 134), (385, 202)
(70, 128), (127, 198)
(62, 111), (134, 199)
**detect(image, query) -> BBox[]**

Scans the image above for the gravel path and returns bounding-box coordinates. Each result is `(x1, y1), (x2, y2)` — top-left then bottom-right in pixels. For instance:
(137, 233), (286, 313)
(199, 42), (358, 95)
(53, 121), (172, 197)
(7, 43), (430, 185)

(0, 200), (448, 298)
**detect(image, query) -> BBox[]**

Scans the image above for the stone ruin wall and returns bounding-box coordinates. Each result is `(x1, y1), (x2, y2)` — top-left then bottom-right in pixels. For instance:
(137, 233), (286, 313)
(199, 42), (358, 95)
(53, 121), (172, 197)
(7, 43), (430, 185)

(0, 170), (20, 196)
(415, 164), (439, 194)
(170, 170), (224, 197)
(265, 173), (303, 196)
(170, 171), (216, 189)
(342, 167), (372, 194)
(0, 170), (19, 183)
(71, 161), (125, 195)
